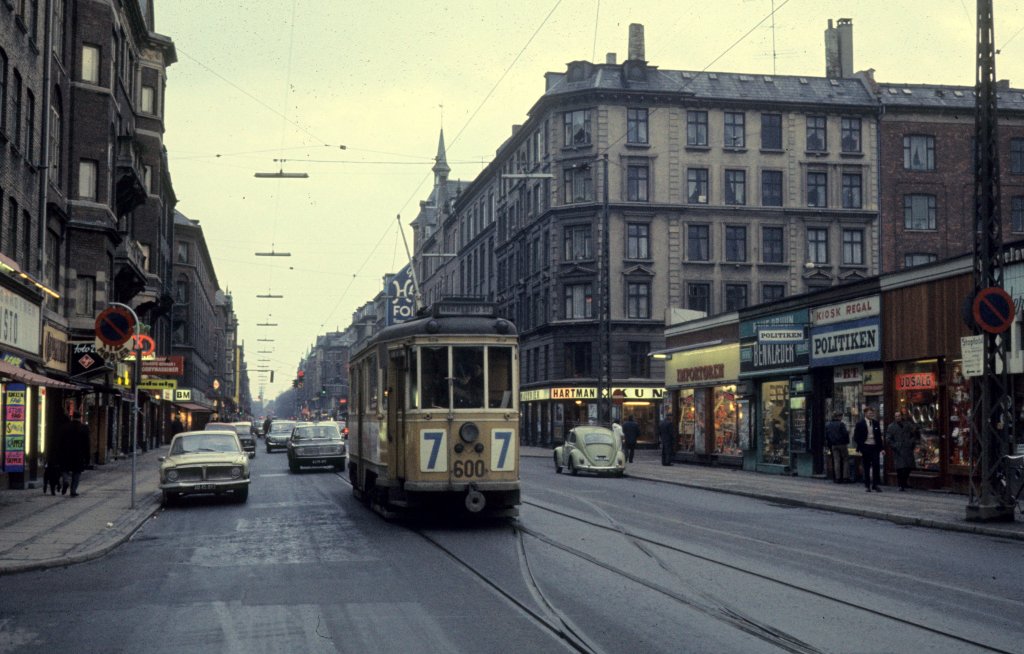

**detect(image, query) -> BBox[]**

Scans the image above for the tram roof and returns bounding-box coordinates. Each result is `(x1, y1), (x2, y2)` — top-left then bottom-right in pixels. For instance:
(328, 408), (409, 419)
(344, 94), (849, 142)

(369, 312), (518, 346)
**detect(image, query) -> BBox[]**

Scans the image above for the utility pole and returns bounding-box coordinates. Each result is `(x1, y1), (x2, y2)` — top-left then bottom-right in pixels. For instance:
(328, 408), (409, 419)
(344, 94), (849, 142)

(966, 0), (1015, 523)
(600, 154), (612, 426)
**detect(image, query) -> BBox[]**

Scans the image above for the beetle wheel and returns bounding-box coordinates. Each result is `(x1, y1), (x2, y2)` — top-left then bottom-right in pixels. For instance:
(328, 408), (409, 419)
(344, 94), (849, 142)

(569, 457), (579, 476)
(554, 452), (562, 474)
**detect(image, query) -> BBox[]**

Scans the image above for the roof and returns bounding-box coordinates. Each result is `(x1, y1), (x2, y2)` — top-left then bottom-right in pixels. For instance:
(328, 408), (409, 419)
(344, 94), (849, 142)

(875, 82), (1024, 110)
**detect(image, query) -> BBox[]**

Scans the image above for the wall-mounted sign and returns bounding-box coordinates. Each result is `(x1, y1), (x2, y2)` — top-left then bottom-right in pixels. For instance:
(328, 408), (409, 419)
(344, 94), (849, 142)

(811, 295), (880, 326)
(140, 356), (184, 376)
(551, 387), (597, 400)
(895, 372), (937, 391)
(174, 389), (192, 402)
(3, 384), (26, 472)
(610, 387), (665, 400)
(520, 388), (551, 402)
(386, 265), (417, 326)
(757, 327), (805, 343)
(0, 286), (41, 355)
(69, 341), (109, 377)
(833, 365), (864, 384)
(42, 324), (69, 372)
(139, 379), (178, 391)
(809, 318), (881, 367)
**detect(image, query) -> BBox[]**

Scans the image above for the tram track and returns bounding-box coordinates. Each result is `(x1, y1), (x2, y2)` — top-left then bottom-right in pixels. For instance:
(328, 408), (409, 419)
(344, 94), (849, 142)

(521, 497), (1017, 654)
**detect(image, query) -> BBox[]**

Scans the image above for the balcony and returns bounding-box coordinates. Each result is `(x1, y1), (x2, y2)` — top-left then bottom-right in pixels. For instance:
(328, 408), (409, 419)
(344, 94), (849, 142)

(115, 135), (147, 216)
(113, 238), (148, 303)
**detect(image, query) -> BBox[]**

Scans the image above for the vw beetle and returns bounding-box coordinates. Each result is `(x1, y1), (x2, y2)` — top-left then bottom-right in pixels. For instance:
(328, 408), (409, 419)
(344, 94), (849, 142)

(553, 425), (625, 477)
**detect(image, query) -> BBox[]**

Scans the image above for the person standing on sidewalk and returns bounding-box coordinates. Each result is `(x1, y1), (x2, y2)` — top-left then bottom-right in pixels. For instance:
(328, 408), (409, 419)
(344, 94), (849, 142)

(658, 411), (676, 466)
(854, 407), (884, 492)
(825, 411), (850, 483)
(621, 415), (640, 463)
(887, 409), (920, 491)
(43, 418), (63, 496)
(59, 414), (91, 497)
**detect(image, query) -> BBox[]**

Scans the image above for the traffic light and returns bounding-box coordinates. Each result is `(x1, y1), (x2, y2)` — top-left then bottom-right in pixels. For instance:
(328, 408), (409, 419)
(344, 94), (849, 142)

(292, 379), (298, 388)
(320, 386), (327, 397)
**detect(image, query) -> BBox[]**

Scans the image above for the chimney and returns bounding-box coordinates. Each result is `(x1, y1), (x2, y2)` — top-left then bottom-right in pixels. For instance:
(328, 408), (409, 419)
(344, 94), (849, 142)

(628, 23), (645, 61)
(606, 52), (617, 65)
(824, 18), (854, 78)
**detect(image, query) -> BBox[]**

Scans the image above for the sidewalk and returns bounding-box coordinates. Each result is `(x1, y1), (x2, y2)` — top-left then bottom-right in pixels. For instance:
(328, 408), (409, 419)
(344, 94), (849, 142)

(521, 446), (1024, 542)
(2, 445), (1021, 576)
(0, 449), (162, 576)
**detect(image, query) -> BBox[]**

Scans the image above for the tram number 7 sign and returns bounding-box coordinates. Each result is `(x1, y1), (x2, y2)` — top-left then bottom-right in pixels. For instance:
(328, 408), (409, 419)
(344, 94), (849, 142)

(491, 430), (516, 471)
(420, 430), (448, 472)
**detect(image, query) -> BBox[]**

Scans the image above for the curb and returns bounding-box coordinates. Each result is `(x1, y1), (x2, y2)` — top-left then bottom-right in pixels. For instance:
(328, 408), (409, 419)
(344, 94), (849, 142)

(0, 491), (162, 577)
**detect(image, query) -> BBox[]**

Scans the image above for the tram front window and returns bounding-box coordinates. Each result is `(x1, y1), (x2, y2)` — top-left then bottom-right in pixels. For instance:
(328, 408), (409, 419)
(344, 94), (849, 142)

(453, 346), (485, 408)
(421, 346), (450, 409)
(488, 347), (513, 408)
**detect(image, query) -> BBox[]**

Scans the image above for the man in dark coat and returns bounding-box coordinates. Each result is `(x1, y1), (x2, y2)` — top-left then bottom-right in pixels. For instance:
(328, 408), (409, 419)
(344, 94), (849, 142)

(853, 406), (884, 492)
(171, 414), (185, 437)
(59, 415), (91, 497)
(824, 411), (851, 483)
(658, 412), (676, 466)
(621, 415), (640, 463)
(886, 409), (920, 491)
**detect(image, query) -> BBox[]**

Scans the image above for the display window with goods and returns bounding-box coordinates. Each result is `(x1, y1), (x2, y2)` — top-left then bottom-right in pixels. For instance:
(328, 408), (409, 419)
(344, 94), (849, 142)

(893, 360), (941, 472)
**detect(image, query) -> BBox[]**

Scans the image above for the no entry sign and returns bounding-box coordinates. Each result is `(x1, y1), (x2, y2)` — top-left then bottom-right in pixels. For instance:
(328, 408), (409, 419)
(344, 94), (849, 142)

(94, 306), (136, 346)
(972, 287), (1016, 334)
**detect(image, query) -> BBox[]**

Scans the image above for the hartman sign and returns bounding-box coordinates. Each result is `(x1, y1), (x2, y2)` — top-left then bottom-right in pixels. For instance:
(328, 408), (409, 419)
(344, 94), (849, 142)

(140, 356), (184, 376)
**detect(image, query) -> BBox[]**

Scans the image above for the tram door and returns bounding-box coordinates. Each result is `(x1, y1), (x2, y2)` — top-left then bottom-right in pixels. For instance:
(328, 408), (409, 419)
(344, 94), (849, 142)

(388, 351), (407, 480)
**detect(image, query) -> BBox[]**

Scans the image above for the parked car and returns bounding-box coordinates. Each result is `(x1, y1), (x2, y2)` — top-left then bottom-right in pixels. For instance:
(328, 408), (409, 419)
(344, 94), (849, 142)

(250, 420), (264, 438)
(553, 425), (625, 477)
(159, 430), (250, 505)
(265, 420), (296, 453)
(287, 422), (347, 472)
(205, 421), (255, 458)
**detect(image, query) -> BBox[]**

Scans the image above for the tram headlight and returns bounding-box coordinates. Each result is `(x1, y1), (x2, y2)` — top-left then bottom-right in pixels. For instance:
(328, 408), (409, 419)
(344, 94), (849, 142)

(474, 442), (484, 453)
(459, 422), (479, 443)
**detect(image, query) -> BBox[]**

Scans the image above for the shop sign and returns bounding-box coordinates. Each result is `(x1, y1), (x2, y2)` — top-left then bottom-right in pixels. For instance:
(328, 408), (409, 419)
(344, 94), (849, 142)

(138, 379), (178, 391)
(833, 365), (864, 384)
(961, 335), (984, 378)
(740, 308), (808, 339)
(811, 295), (880, 326)
(863, 369), (884, 395)
(809, 318), (880, 367)
(757, 327), (805, 343)
(550, 387), (597, 400)
(174, 389), (193, 402)
(665, 343), (740, 388)
(140, 356), (184, 376)
(69, 341), (109, 377)
(611, 387), (665, 400)
(520, 388), (551, 402)
(385, 266), (417, 326)
(740, 340), (809, 375)
(895, 372), (937, 391)
(3, 384), (26, 472)
(0, 286), (41, 355)
(42, 324), (69, 373)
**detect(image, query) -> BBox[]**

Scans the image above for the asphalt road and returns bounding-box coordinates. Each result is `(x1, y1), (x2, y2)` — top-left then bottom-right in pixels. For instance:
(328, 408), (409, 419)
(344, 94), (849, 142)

(1, 453), (1022, 653)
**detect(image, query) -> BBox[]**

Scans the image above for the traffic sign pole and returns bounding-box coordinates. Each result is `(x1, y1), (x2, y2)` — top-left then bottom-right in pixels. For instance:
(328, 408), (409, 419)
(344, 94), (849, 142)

(108, 302), (141, 510)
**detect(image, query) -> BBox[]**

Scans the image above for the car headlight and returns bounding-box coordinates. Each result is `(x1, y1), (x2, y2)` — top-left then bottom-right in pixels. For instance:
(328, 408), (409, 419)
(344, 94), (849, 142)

(230, 466), (242, 479)
(166, 469), (179, 482)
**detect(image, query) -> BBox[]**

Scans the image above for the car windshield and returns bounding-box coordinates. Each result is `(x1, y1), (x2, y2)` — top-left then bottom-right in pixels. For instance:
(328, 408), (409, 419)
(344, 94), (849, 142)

(204, 423), (234, 431)
(232, 424), (250, 435)
(270, 422), (295, 434)
(292, 425), (341, 441)
(171, 433), (240, 455)
(579, 430), (615, 446)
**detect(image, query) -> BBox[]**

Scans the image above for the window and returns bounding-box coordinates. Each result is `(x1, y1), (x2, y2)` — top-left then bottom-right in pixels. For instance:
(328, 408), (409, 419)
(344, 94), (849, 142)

(25, 90), (34, 162)
(687, 283), (710, 313)
(687, 168), (708, 204)
(78, 160), (97, 200)
(687, 224), (710, 261)
(725, 284), (748, 311)
(724, 111), (745, 148)
(48, 100), (61, 180)
(841, 173), (862, 208)
(762, 226), (784, 263)
(20, 209), (30, 269)
(143, 165), (153, 193)
(686, 110), (707, 146)
(44, 230), (58, 299)
(1011, 139), (1024, 174)
(4, 197), (15, 258)
(724, 169), (746, 205)
(725, 226), (747, 262)
(807, 171), (827, 207)
(761, 113), (782, 150)
(564, 342), (592, 377)
(53, 0), (64, 60)
(807, 227), (828, 264)
(626, 282), (650, 319)
(762, 284), (785, 303)
(842, 229), (864, 265)
(74, 276), (96, 317)
(176, 241), (189, 263)
(626, 163), (649, 201)
(626, 108), (648, 144)
(0, 49), (6, 131)
(806, 115), (827, 151)
(904, 135), (935, 171)
(81, 45), (100, 84)
(563, 225), (592, 260)
(140, 84), (155, 114)
(904, 194), (937, 230)
(628, 342), (650, 378)
(564, 283), (593, 319)
(563, 109), (591, 147)
(841, 117), (861, 152)
(1011, 197), (1024, 232)
(563, 165), (593, 203)
(904, 253), (937, 268)
(12, 70), (21, 149)
(626, 223), (649, 259)
(761, 170), (783, 207)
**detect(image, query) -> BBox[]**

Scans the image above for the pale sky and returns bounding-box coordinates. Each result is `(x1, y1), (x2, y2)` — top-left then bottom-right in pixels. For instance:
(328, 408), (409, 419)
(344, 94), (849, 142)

(155, 0), (1024, 403)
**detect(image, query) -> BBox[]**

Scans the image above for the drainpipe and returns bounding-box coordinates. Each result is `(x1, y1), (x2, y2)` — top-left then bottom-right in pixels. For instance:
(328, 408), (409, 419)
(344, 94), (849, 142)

(37, 0), (54, 283)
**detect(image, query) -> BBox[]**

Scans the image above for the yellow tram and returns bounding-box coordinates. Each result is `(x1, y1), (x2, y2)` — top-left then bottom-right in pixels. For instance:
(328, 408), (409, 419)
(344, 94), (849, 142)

(348, 299), (520, 517)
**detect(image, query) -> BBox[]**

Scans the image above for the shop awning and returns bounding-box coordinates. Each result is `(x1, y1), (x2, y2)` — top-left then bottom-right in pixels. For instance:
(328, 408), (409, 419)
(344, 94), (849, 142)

(0, 360), (84, 390)
(174, 401), (213, 412)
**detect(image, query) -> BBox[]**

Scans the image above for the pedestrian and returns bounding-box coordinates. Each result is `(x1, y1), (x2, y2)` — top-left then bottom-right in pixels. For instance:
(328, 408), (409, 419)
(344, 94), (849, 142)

(824, 411), (850, 483)
(658, 411), (676, 466)
(611, 419), (625, 452)
(887, 409), (920, 491)
(171, 414), (185, 438)
(621, 414), (640, 464)
(59, 413), (91, 497)
(853, 406), (884, 492)
(263, 416), (272, 438)
(43, 416), (63, 496)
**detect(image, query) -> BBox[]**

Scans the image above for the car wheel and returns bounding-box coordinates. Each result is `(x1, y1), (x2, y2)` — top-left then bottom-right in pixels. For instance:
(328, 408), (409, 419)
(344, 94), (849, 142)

(553, 452), (562, 474)
(266, 445), (272, 453)
(568, 457), (579, 476)
(235, 487), (249, 503)
(289, 458), (299, 473)
(249, 452), (255, 459)
(161, 491), (176, 507)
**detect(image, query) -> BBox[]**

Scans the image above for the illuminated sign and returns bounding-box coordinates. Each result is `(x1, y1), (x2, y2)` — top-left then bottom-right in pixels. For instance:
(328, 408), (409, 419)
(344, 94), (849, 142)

(520, 389), (551, 402)
(550, 387), (597, 400)
(895, 372), (937, 391)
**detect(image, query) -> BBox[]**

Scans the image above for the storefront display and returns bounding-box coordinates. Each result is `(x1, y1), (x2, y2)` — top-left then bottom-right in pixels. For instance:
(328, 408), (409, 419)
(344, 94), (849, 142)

(894, 361), (940, 471)
(713, 386), (741, 455)
(761, 380), (789, 465)
(947, 361), (970, 466)
(678, 390), (696, 452)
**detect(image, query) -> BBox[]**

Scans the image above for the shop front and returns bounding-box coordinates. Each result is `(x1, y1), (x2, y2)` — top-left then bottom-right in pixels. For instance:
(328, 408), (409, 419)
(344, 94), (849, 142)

(664, 343), (743, 466)
(520, 385), (666, 446)
(739, 308), (812, 475)
(171, 387), (215, 430)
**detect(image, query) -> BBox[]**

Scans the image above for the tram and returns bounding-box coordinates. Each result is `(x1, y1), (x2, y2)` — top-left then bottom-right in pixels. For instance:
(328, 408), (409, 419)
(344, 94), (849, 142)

(347, 298), (520, 517)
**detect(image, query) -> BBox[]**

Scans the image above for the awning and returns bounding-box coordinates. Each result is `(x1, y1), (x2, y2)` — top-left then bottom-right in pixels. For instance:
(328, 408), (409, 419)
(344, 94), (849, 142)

(0, 360), (84, 390)
(174, 401), (213, 412)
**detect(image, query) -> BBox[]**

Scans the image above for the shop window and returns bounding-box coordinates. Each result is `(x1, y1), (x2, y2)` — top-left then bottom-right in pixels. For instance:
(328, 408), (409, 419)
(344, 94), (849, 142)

(894, 361), (940, 471)
(761, 380), (789, 465)
(678, 389), (696, 453)
(948, 362), (970, 466)
(713, 386), (741, 456)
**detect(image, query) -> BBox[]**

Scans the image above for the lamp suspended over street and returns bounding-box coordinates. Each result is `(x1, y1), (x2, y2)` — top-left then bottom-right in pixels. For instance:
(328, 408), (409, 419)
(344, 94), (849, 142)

(255, 251), (291, 257)
(256, 293), (284, 298)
